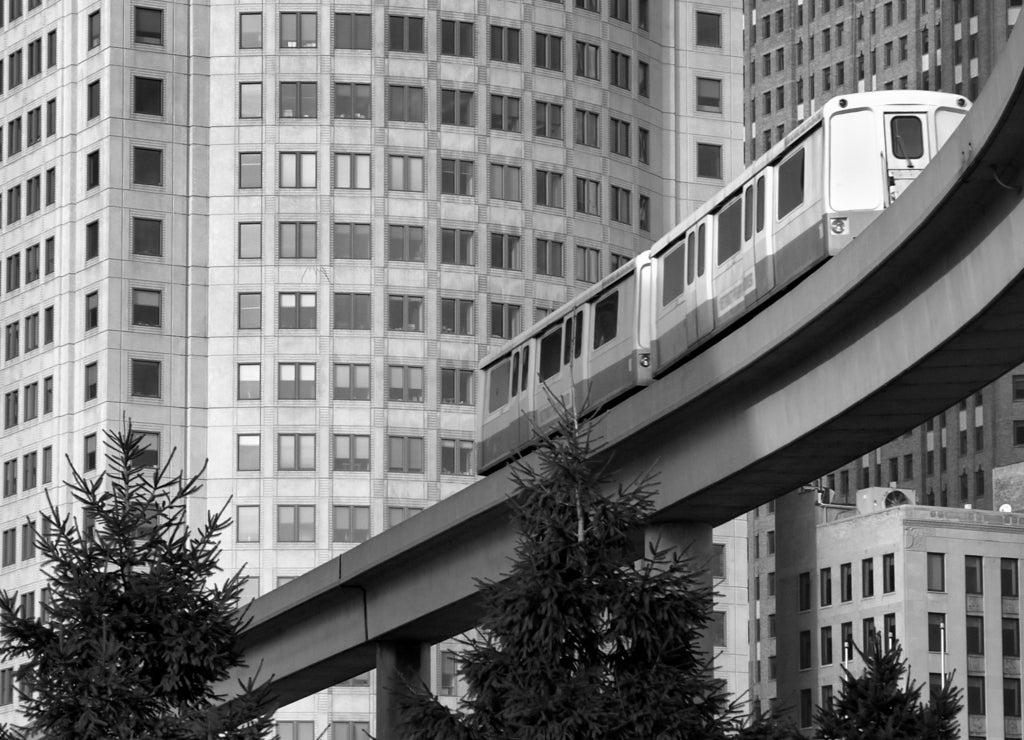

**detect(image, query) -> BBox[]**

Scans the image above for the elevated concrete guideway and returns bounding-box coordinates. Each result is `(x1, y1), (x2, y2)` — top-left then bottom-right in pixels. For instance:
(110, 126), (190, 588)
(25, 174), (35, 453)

(222, 21), (1024, 717)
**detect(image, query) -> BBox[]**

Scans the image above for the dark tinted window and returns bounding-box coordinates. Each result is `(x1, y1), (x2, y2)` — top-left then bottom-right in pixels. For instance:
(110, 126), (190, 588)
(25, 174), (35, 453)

(662, 242), (685, 304)
(539, 328), (562, 380)
(891, 116), (923, 159)
(593, 292), (618, 348)
(717, 199), (743, 265)
(756, 176), (766, 232)
(777, 148), (806, 218)
(487, 359), (510, 412)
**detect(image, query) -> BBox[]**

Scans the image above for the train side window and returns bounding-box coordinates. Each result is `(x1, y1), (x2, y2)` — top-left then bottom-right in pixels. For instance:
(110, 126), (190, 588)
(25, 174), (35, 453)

(686, 234), (696, 286)
(488, 359), (511, 412)
(563, 318), (573, 365)
(521, 346), (530, 392)
(717, 199), (742, 265)
(539, 329), (562, 381)
(698, 224), (706, 276)
(573, 311), (583, 359)
(890, 116), (923, 159)
(756, 175), (766, 232)
(662, 242), (686, 305)
(777, 148), (805, 219)
(593, 292), (619, 349)
(743, 186), (754, 241)
(511, 353), (520, 397)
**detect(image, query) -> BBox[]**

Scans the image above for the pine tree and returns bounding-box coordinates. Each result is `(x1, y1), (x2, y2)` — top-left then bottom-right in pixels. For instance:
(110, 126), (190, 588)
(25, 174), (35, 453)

(0, 423), (275, 740)
(398, 401), (796, 739)
(815, 634), (962, 739)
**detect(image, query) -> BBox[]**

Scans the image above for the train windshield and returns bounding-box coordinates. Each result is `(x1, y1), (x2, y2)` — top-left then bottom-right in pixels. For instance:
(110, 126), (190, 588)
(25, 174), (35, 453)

(890, 116), (924, 160)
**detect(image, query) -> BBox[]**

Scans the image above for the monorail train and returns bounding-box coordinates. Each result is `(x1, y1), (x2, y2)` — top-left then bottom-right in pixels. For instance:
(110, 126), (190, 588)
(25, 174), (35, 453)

(478, 90), (971, 473)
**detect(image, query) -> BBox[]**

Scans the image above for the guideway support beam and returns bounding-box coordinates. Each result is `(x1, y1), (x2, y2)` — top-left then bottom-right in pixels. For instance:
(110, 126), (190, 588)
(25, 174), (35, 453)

(376, 640), (431, 740)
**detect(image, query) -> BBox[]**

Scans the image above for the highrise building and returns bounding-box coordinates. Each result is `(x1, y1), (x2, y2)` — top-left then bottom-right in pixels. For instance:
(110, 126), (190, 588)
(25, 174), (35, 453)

(0, 1), (746, 734)
(744, 0), (1022, 161)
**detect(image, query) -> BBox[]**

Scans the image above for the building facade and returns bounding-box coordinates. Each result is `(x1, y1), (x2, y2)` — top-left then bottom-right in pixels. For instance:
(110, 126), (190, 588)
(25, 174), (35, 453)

(744, 0), (1022, 161)
(0, 0), (747, 735)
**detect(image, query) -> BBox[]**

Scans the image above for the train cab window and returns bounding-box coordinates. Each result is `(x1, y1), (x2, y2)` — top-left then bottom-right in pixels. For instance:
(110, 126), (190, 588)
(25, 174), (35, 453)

(521, 346), (530, 392)
(777, 148), (805, 218)
(743, 186), (754, 241)
(890, 116), (923, 159)
(573, 312), (583, 359)
(698, 224), (706, 275)
(488, 359), (511, 412)
(662, 241), (686, 305)
(539, 328), (562, 380)
(756, 176), (766, 232)
(717, 200), (742, 265)
(511, 353), (520, 397)
(593, 292), (619, 349)
(686, 233), (696, 286)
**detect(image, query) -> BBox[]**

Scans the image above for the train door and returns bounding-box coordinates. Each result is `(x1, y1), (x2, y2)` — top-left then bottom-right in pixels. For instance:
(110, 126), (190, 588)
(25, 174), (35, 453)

(884, 112), (929, 203)
(689, 221), (714, 342)
(588, 276), (639, 409)
(533, 310), (585, 429)
(712, 195), (747, 323)
(750, 170), (777, 301)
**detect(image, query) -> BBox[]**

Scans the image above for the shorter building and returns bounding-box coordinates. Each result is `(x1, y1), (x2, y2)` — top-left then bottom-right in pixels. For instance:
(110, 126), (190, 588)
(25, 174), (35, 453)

(753, 486), (1024, 739)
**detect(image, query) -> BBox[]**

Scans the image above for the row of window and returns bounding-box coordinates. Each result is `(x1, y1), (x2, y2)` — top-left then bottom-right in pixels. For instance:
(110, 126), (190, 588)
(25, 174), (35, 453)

(0, 520), (39, 565)
(3, 237), (54, 294)
(0, 0), (45, 28)
(1, 98), (57, 160)
(926, 552), (1020, 596)
(0, 26), (57, 97)
(84, 7), (163, 50)
(798, 614), (899, 672)
(277, 720), (369, 740)
(84, 75), (164, 125)
(236, 502), (439, 544)
(3, 306), (53, 363)
(798, 554), (898, 611)
(4, 166), (56, 225)
(2, 442), (51, 498)
(2, 374), (53, 434)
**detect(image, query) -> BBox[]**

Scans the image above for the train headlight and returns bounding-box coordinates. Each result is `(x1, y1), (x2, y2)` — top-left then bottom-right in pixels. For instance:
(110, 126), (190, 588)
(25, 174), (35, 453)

(830, 217), (848, 235)
(639, 353), (650, 368)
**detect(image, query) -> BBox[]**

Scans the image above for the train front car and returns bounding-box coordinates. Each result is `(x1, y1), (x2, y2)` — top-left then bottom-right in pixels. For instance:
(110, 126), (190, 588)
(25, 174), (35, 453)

(823, 90), (970, 252)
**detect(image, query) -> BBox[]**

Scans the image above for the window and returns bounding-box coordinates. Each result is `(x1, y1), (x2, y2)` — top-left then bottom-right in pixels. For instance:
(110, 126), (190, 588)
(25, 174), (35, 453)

(697, 77), (722, 113)
(88, 11), (101, 49)
(43, 377), (53, 415)
(388, 506), (423, 527)
(87, 81), (101, 120)
(238, 223), (261, 259)
(23, 382), (37, 420)
(131, 288), (161, 327)
(490, 94), (520, 132)
(239, 12), (262, 49)
(84, 433), (97, 471)
(799, 630), (812, 669)
(278, 434), (316, 471)
(279, 152), (316, 188)
(441, 229), (474, 266)
(440, 298), (474, 336)
(20, 519), (35, 556)
(7, 185), (21, 224)
(696, 143), (722, 179)
(2, 461), (14, 498)
(928, 552), (945, 591)
(238, 293), (262, 329)
(388, 365), (423, 402)
(279, 82), (316, 118)
(610, 0), (630, 22)
(535, 32), (562, 71)
(280, 12), (317, 48)
(441, 19), (474, 57)
(133, 77), (162, 116)
(85, 291), (99, 330)
(441, 89), (474, 126)
(45, 168), (55, 206)
(1007, 678), (1022, 719)
(134, 6), (164, 45)
(238, 152), (262, 188)
(967, 615), (985, 655)
(237, 435), (261, 471)
(3, 391), (17, 428)
(278, 222), (317, 259)
(333, 223), (371, 260)
(333, 505), (370, 541)
(278, 292), (317, 329)
(236, 505), (260, 542)
(388, 436), (424, 473)
(47, 99), (56, 137)
(333, 293), (371, 331)
(610, 118), (630, 157)
(389, 155), (424, 192)
(388, 224), (424, 262)
(333, 364), (370, 401)
(967, 675), (986, 715)
(334, 13), (371, 50)
(536, 238), (564, 277)
(490, 24), (520, 63)
(441, 158), (474, 196)
(333, 722), (371, 740)
(333, 436), (370, 472)
(798, 571), (811, 611)
(489, 233), (520, 271)
(611, 186), (630, 224)
(535, 169), (563, 208)
(1, 529), (14, 566)
(490, 302), (521, 339)
(24, 246), (39, 283)
(966, 555), (983, 594)
(388, 85), (424, 123)
(840, 562), (852, 601)
(575, 177), (600, 216)
(131, 359), (161, 398)
(440, 368), (474, 406)
(820, 567), (833, 606)
(883, 553), (895, 593)
(576, 245), (600, 283)
(27, 107), (41, 147)
(535, 101), (563, 139)
(1003, 558), (1019, 597)
(575, 41), (599, 80)
(388, 295), (423, 332)
(237, 364), (261, 400)
(278, 363), (316, 400)
(388, 15), (424, 53)
(862, 558), (875, 597)
(638, 0), (649, 29)
(1005, 618), (1021, 658)
(4, 322), (17, 361)
(334, 83), (370, 120)
(610, 50), (630, 89)
(490, 163), (521, 201)
(9, 50), (23, 90)
(821, 625), (833, 665)
(440, 439), (474, 475)
(277, 505), (315, 541)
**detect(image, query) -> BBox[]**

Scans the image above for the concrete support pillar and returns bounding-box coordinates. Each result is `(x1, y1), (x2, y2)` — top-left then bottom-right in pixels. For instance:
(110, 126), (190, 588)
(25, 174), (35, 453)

(645, 520), (715, 659)
(376, 640), (431, 740)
